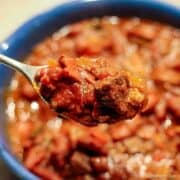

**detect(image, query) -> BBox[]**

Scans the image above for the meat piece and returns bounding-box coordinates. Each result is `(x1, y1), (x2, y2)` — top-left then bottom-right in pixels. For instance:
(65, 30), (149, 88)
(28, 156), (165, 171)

(142, 91), (160, 114)
(152, 149), (169, 161)
(74, 21), (112, 55)
(35, 56), (147, 126)
(109, 123), (132, 140)
(123, 137), (147, 153)
(166, 95), (180, 118)
(155, 99), (167, 120)
(137, 125), (155, 139)
(70, 151), (92, 174)
(50, 133), (70, 168)
(77, 130), (109, 155)
(32, 166), (61, 180)
(24, 146), (47, 169)
(152, 65), (180, 86)
(109, 165), (130, 180)
(94, 75), (146, 123)
(175, 154), (180, 172)
(90, 157), (108, 172)
(127, 21), (160, 43)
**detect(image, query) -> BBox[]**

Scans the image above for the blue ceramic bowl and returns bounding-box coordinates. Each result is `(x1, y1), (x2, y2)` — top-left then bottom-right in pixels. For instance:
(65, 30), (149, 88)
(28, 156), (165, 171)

(0, 0), (179, 179)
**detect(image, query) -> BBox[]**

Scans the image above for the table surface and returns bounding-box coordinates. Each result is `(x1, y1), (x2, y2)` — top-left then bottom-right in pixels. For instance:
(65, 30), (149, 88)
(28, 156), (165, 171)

(0, 0), (179, 179)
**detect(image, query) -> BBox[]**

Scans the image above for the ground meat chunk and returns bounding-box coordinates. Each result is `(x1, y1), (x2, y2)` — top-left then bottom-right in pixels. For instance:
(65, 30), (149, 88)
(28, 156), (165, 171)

(94, 75), (146, 123)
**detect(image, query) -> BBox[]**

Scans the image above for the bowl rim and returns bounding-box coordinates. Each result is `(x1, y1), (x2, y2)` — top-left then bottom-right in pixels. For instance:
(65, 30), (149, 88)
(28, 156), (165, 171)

(0, 0), (179, 179)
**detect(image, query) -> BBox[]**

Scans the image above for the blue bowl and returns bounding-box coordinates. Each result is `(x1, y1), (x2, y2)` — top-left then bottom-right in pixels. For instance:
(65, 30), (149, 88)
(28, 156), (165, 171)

(0, 0), (179, 179)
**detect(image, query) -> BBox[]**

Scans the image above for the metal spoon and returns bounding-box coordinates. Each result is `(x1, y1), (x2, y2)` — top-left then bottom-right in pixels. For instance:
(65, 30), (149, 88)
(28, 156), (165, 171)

(0, 54), (46, 85)
(0, 53), (67, 119)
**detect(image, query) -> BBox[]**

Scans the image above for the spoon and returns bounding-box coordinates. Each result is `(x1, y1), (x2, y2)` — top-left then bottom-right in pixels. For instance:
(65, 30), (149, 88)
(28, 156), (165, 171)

(0, 53), (67, 119)
(0, 54), (46, 85)
(0, 54), (147, 126)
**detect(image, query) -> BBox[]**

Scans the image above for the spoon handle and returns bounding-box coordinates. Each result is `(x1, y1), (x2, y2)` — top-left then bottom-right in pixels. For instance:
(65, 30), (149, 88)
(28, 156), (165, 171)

(0, 54), (45, 82)
(0, 54), (28, 75)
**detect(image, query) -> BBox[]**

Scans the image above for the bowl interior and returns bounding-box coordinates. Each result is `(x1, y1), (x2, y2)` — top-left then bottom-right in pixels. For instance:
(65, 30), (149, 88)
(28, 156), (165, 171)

(0, 0), (179, 179)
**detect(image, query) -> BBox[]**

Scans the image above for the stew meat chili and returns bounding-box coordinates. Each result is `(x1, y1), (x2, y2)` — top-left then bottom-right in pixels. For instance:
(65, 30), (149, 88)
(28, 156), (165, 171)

(7, 17), (180, 179)
(35, 56), (146, 125)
